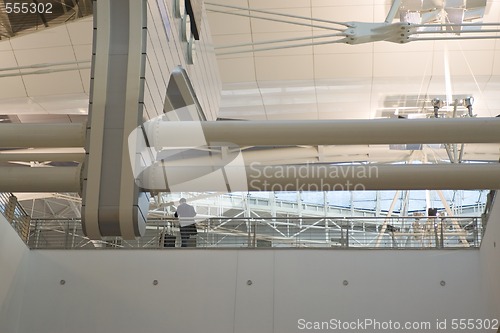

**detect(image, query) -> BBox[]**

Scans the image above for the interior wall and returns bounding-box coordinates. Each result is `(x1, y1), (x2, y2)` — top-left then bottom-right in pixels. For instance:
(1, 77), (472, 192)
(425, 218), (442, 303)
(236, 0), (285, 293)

(143, 0), (221, 122)
(480, 196), (500, 319)
(0, 215), (29, 333)
(16, 248), (485, 333)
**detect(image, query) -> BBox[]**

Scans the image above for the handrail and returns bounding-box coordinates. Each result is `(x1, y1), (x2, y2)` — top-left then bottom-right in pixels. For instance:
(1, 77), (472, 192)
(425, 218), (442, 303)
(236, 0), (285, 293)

(0, 189), (485, 250)
(25, 216), (482, 250)
(0, 190), (485, 250)
(0, 192), (31, 242)
(481, 190), (497, 234)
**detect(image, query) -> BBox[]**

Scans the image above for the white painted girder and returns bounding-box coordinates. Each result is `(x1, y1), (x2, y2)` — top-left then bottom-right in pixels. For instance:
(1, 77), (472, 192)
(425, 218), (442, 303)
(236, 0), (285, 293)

(139, 163), (500, 192)
(2, 163), (499, 193)
(147, 118), (500, 147)
(0, 123), (86, 148)
(0, 166), (81, 192)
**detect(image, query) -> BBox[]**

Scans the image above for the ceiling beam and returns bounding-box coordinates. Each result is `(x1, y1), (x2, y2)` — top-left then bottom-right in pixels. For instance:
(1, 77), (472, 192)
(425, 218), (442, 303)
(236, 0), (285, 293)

(0, 123), (86, 148)
(139, 163), (500, 192)
(147, 117), (500, 147)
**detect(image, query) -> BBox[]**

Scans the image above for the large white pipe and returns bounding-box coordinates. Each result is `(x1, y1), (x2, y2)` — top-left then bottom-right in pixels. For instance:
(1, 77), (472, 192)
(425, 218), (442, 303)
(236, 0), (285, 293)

(147, 118), (500, 147)
(0, 166), (81, 192)
(3, 163), (498, 193)
(247, 164), (500, 190)
(246, 164), (500, 190)
(149, 144), (500, 168)
(385, 0), (402, 23)
(3, 118), (498, 149)
(0, 147), (84, 162)
(159, 146), (412, 166)
(242, 145), (500, 163)
(0, 123), (86, 148)
(0, 153), (83, 162)
(139, 163), (500, 191)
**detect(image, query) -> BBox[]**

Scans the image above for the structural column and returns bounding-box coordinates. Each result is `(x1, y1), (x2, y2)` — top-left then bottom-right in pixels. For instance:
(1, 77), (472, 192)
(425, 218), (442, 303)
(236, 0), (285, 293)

(82, 0), (148, 239)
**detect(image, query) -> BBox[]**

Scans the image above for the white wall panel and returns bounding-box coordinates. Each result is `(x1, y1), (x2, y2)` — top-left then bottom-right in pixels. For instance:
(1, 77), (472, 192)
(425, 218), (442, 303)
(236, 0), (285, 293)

(0, 77), (27, 100)
(144, 0), (221, 121)
(143, 80), (158, 120)
(22, 71), (85, 96)
(373, 51), (433, 77)
(314, 53), (373, 78)
(206, 12), (251, 36)
(250, 8), (312, 34)
(480, 197), (500, 319)
(233, 251), (274, 333)
(14, 46), (76, 67)
(186, 7), (223, 120)
(9, 247), (488, 333)
(144, 58), (164, 116)
(9, 25), (72, 50)
(312, 0), (375, 6)
(431, 50), (496, 77)
(218, 57), (256, 82)
(274, 250), (485, 332)
(19, 250), (239, 333)
(256, 55), (313, 81)
(66, 17), (93, 45)
(311, 5), (374, 24)
(250, 0), (310, 9)
(0, 215), (29, 333)
(0, 205), (494, 333)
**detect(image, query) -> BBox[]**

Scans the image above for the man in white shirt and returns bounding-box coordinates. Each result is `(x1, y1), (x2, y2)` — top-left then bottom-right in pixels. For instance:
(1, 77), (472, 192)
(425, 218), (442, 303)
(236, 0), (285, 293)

(175, 198), (197, 247)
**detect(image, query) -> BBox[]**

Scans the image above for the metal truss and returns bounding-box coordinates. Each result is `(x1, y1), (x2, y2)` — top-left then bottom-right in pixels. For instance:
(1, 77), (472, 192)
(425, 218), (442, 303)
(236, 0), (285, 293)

(206, 0), (500, 55)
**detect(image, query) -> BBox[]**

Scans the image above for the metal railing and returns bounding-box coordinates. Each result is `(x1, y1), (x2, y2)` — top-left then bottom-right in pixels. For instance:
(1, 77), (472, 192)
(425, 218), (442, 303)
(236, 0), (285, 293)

(22, 216), (482, 249)
(0, 191), (492, 250)
(0, 192), (31, 242)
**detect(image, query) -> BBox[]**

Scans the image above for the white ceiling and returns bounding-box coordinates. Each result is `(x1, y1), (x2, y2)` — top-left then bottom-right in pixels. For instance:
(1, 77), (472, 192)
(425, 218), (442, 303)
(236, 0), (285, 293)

(0, 1), (498, 162)
(1, 2), (499, 121)
(0, 16), (92, 121)
(206, 0), (500, 120)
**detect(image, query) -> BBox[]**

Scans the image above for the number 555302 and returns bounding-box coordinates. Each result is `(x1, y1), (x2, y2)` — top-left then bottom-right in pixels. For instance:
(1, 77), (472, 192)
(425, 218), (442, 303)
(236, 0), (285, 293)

(5, 2), (53, 14)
